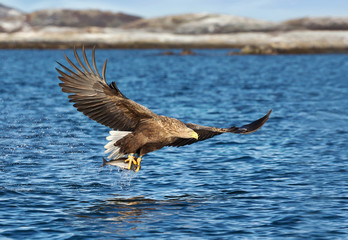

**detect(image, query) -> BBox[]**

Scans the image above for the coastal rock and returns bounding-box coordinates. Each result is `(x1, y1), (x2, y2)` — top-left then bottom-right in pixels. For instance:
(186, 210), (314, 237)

(0, 3), (27, 32)
(241, 31), (348, 54)
(27, 9), (141, 28)
(123, 13), (281, 34)
(283, 17), (348, 30)
(180, 49), (195, 55)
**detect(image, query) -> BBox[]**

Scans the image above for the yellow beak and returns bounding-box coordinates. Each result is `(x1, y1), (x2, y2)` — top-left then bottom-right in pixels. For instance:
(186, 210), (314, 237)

(191, 131), (199, 140)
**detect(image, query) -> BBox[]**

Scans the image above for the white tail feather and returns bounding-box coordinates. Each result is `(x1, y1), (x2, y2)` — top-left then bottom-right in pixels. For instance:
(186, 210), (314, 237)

(104, 141), (116, 149)
(104, 131), (131, 159)
(108, 149), (121, 159)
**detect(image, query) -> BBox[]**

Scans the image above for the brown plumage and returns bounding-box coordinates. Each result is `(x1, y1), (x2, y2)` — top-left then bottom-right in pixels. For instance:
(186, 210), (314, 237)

(57, 47), (271, 171)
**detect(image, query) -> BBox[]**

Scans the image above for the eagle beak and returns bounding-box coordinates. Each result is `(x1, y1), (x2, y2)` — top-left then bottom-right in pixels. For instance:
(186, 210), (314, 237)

(191, 131), (199, 140)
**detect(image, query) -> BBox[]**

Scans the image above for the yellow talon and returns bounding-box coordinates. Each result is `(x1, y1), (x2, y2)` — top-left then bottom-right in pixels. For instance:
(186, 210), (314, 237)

(135, 157), (142, 172)
(125, 154), (137, 170)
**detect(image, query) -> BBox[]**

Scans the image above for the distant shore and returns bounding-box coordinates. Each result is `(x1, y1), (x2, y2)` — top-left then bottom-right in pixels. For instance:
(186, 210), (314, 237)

(2, 30), (348, 54)
(2, 3), (348, 54)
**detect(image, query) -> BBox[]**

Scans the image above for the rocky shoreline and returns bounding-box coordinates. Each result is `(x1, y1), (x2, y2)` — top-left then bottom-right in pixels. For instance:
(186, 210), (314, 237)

(1, 29), (348, 54)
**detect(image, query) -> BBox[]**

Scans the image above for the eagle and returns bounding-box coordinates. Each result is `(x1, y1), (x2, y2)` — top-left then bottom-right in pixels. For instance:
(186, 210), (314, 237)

(56, 47), (271, 172)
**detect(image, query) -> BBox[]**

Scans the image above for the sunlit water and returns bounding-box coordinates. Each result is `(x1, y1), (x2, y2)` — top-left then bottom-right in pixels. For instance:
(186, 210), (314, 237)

(1, 49), (348, 239)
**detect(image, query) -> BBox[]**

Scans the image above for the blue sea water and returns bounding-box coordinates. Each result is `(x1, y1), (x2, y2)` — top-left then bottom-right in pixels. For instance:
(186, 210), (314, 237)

(1, 49), (348, 239)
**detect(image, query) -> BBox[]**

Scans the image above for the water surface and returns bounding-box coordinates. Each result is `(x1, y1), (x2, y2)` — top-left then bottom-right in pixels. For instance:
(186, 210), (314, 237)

(1, 49), (348, 239)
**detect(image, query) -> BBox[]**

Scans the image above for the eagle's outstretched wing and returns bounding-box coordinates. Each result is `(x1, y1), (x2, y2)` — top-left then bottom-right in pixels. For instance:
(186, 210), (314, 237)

(168, 109), (272, 147)
(56, 47), (157, 131)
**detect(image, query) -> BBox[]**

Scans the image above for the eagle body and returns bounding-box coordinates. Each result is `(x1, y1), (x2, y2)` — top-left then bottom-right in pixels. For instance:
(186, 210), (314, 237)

(116, 116), (197, 156)
(57, 47), (271, 171)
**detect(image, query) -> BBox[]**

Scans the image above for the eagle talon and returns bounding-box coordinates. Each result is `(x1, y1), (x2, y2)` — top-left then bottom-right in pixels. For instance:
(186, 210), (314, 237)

(135, 157), (142, 172)
(125, 154), (137, 170)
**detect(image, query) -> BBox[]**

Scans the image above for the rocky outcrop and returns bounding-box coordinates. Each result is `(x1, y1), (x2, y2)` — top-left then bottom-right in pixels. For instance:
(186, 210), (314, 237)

(123, 13), (281, 34)
(125, 14), (348, 34)
(0, 3), (27, 32)
(27, 9), (141, 28)
(241, 31), (348, 54)
(241, 44), (348, 54)
(283, 17), (348, 31)
(0, 4), (141, 32)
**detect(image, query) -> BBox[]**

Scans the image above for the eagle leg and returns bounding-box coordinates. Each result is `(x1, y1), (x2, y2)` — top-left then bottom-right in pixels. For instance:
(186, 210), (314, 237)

(125, 154), (137, 170)
(135, 156), (142, 172)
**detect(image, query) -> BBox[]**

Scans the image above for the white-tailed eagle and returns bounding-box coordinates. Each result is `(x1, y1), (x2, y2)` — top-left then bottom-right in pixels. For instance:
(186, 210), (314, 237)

(57, 47), (271, 172)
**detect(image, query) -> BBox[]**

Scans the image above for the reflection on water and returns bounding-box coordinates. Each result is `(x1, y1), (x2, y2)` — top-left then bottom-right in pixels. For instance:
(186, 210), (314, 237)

(73, 195), (203, 236)
(91, 196), (158, 222)
(83, 194), (200, 220)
